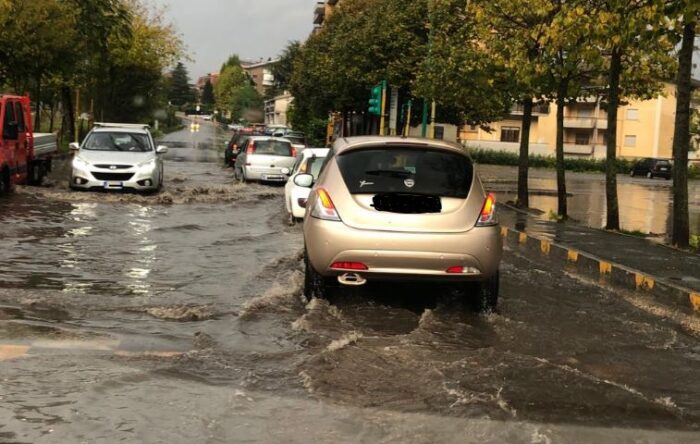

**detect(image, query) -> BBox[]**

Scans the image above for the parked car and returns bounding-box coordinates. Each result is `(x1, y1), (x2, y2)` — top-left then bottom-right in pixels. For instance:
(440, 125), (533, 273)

(283, 148), (329, 223)
(224, 129), (253, 167)
(264, 124), (288, 136)
(299, 136), (503, 310)
(69, 123), (167, 192)
(629, 158), (672, 179)
(0, 94), (57, 192)
(233, 136), (297, 183)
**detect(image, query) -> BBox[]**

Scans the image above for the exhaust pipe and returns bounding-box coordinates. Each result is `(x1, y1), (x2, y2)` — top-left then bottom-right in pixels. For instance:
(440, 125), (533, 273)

(337, 273), (367, 286)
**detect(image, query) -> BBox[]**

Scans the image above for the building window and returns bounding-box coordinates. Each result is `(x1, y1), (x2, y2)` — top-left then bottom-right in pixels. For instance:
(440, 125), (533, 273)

(500, 127), (520, 143)
(624, 135), (637, 147)
(465, 124), (478, 132)
(434, 126), (445, 140)
(575, 133), (590, 145)
(626, 109), (639, 120)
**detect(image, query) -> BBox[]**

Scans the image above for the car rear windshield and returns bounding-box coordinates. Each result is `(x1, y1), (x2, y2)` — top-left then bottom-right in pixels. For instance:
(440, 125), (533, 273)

(252, 140), (293, 156)
(285, 136), (306, 146)
(656, 160), (671, 166)
(83, 132), (151, 152)
(337, 148), (473, 198)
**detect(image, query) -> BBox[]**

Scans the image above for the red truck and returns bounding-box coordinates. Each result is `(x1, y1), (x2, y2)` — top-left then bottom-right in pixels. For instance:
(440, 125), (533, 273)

(0, 94), (57, 193)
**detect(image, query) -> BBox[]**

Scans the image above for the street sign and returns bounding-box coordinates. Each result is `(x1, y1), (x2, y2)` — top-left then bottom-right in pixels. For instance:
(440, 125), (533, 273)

(389, 88), (399, 135)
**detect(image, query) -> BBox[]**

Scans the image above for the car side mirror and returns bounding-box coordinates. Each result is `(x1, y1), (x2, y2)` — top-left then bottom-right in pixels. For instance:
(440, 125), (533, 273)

(3, 121), (18, 140)
(156, 145), (168, 154)
(294, 173), (314, 188)
(69, 142), (80, 151)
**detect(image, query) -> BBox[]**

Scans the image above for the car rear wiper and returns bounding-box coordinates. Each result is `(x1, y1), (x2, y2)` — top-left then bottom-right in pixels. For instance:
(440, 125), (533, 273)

(364, 169), (412, 178)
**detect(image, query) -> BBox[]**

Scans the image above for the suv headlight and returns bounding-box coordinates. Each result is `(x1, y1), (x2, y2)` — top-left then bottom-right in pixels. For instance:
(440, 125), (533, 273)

(138, 159), (157, 171)
(72, 156), (90, 169)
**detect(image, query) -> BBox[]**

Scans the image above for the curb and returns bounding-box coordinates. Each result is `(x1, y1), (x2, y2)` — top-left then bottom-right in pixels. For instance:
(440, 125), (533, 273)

(500, 226), (700, 314)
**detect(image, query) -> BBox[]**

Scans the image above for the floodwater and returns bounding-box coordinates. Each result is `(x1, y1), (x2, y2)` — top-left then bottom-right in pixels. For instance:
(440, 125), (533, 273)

(0, 123), (699, 443)
(480, 165), (700, 239)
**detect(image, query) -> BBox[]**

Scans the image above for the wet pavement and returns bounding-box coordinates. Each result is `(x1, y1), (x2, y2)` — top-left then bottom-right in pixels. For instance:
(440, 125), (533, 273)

(480, 165), (700, 239)
(1, 123), (699, 443)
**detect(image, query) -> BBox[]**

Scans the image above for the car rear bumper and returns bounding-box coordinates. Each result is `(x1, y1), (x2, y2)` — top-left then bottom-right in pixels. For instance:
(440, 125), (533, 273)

(244, 167), (288, 182)
(304, 218), (502, 281)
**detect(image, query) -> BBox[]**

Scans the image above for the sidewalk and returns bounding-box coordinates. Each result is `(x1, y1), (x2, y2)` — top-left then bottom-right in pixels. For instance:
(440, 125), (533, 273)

(498, 205), (700, 312)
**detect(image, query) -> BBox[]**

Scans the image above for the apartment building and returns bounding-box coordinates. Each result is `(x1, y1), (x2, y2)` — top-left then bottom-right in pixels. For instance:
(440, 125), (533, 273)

(462, 83), (699, 160)
(241, 59), (278, 95)
(264, 92), (294, 126)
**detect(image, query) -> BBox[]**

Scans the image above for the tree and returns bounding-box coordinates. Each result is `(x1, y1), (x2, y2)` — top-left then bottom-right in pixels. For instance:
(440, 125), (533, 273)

(270, 41), (301, 97)
(215, 55), (263, 123)
(589, 0), (675, 230)
(168, 62), (195, 107)
(201, 79), (215, 105)
(670, 10), (697, 247)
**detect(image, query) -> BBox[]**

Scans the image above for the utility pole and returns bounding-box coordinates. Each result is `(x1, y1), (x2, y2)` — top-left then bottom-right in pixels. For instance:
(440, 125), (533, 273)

(430, 100), (437, 139)
(74, 89), (80, 142)
(379, 80), (387, 136)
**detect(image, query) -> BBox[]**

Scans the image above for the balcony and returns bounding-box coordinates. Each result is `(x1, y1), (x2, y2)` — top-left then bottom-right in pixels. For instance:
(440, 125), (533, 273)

(564, 118), (595, 129)
(510, 103), (550, 116)
(314, 2), (325, 24)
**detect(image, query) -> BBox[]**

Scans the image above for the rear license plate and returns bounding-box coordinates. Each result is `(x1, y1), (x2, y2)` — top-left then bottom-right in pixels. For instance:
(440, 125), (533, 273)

(660, 168), (668, 171)
(263, 175), (284, 181)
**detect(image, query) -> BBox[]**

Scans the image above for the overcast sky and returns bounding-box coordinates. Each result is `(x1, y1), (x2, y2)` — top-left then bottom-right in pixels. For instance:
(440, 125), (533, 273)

(150, 0), (319, 80)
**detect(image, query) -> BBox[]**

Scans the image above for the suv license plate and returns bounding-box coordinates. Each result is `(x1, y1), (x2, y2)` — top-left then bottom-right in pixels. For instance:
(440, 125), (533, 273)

(104, 181), (124, 189)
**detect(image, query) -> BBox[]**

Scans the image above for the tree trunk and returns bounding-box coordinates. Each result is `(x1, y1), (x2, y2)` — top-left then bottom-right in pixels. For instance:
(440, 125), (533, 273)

(671, 21), (695, 247)
(34, 73), (42, 131)
(555, 81), (567, 218)
(61, 86), (75, 143)
(517, 98), (533, 208)
(49, 100), (55, 133)
(605, 47), (622, 230)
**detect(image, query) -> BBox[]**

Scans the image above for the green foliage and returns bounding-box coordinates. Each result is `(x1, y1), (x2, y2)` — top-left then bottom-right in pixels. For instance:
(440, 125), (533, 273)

(468, 148), (639, 174)
(168, 62), (195, 107)
(201, 79), (215, 105)
(215, 56), (264, 123)
(269, 41), (300, 97)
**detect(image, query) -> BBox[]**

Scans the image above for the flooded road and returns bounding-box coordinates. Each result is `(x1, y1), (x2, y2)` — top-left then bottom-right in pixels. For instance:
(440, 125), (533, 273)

(1, 123), (699, 443)
(480, 165), (700, 239)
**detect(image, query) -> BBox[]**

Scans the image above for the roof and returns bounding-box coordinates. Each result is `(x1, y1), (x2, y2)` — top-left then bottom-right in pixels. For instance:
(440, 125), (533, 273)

(92, 126), (150, 135)
(333, 136), (468, 156)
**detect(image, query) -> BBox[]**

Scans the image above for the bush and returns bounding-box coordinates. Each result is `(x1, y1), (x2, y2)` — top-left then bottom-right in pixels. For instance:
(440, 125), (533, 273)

(469, 148), (640, 174)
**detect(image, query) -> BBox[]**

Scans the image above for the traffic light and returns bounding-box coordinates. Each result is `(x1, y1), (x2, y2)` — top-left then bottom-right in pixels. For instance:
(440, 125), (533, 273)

(368, 84), (382, 116)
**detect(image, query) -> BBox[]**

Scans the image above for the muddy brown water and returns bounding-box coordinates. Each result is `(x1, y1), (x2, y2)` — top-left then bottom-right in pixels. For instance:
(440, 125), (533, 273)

(0, 124), (699, 443)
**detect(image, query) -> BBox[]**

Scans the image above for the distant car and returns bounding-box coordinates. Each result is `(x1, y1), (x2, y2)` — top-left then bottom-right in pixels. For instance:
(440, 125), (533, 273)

(284, 148), (329, 223)
(300, 136), (502, 311)
(233, 136), (297, 183)
(69, 123), (167, 192)
(629, 158), (672, 180)
(202, 115), (213, 121)
(275, 131), (307, 154)
(224, 130), (253, 167)
(265, 124), (288, 136)
(227, 123), (243, 131)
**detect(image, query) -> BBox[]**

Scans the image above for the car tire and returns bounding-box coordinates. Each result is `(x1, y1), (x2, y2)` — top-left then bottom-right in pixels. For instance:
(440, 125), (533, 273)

(304, 250), (329, 299)
(646, 172), (653, 179)
(475, 271), (499, 312)
(0, 168), (10, 194)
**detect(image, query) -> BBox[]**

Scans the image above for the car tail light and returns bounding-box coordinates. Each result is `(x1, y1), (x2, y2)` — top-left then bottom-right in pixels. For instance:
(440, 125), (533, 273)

(311, 188), (341, 221)
(331, 262), (368, 270)
(476, 193), (498, 226)
(246, 142), (255, 155)
(446, 266), (481, 275)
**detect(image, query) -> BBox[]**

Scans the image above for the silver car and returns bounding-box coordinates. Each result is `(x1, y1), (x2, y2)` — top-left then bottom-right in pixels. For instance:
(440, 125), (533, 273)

(69, 124), (167, 192)
(233, 136), (297, 183)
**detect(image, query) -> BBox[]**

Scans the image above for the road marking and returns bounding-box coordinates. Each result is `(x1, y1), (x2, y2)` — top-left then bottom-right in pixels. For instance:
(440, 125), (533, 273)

(567, 250), (579, 262)
(519, 233), (528, 244)
(0, 345), (30, 361)
(634, 273), (655, 290)
(540, 240), (551, 255)
(690, 293), (700, 312)
(599, 261), (612, 275)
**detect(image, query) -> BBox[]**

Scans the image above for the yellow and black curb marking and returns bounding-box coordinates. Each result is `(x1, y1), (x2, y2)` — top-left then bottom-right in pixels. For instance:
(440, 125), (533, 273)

(501, 226), (699, 314)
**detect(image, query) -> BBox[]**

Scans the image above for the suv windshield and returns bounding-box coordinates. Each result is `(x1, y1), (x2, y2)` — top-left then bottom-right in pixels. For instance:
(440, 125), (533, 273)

(337, 148), (473, 198)
(83, 132), (151, 152)
(252, 140), (293, 156)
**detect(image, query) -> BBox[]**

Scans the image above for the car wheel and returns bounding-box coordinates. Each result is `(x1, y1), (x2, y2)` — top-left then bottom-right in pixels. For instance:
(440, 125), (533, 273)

(304, 250), (329, 299)
(646, 171), (653, 179)
(474, 271), (499, 312)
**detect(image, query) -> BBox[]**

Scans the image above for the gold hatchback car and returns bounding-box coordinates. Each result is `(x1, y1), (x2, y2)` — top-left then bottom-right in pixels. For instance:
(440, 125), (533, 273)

(297, 137), (503, 310)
